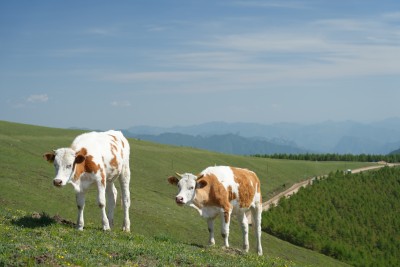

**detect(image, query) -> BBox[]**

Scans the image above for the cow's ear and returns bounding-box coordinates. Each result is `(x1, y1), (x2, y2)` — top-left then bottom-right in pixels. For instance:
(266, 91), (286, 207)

(168, 176), (179, 185)
(43, 152), (55, 163)
(74, 154), (86, 164)
(196, 180), (207, 189)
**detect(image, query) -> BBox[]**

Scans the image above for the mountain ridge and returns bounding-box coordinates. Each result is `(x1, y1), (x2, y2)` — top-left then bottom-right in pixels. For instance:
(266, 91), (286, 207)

(126, 118), (400, 155)
(128, 132), (308, 155)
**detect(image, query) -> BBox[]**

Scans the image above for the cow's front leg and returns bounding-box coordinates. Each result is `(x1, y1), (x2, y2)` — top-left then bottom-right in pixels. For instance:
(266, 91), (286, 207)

(207, 218), (215, 246)
(76, 192), (85, 231)
(97, 181), (110, 231)
(237, 211), (249, 252)
(106, 182), (117, 228)
(221, 209), (232, 248)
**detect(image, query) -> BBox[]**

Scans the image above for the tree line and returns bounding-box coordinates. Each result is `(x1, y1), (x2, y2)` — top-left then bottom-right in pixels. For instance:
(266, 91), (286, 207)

(253, 153), (400, 163)
(262, 167), (400, 267)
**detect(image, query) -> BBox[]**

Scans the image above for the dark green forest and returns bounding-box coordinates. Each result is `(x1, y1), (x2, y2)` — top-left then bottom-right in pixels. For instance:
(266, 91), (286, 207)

(254, 153), (400, 163)
(262, 167), (400, 267)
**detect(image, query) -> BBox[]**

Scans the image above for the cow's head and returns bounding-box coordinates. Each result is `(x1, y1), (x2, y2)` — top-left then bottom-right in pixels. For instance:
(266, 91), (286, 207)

(43, 148), (85, 187)
(167, 172), (205, 205)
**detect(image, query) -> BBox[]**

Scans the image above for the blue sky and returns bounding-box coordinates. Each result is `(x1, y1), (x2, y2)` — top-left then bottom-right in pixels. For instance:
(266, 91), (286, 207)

(1, 0), (400, 130)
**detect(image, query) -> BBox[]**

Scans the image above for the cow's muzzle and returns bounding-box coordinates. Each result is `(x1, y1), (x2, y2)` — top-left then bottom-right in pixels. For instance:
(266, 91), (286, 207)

(53, 179), (63, 187)
(175, 196), (185, 205)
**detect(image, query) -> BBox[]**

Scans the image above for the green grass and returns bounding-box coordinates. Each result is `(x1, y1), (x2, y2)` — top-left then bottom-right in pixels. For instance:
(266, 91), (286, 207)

(0, 120), (373, 266)
(0, 208), (299, 266)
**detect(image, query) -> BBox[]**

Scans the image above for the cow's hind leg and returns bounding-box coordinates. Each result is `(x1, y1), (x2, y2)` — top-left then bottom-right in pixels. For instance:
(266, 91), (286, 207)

(76, 192), (85, 231)
(119, 165), (131, 232)
(106, 182), (117, 228)
(207, 218), (215, 246)
(250, 203), (263, 256)
(237, 211), (249, 252)
(97, 181), (111, 231)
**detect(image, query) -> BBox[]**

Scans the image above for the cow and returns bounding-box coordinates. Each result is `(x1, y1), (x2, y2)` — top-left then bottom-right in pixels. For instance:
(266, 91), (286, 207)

(43, 130), (131, 232)
(168, 166), (263, 255)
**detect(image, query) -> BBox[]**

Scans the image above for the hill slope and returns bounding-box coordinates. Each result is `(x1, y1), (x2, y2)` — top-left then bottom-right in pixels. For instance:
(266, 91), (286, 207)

(263, 167), (400, 267)
(389, 147), (400, 154)
(0, 120), (374, 266)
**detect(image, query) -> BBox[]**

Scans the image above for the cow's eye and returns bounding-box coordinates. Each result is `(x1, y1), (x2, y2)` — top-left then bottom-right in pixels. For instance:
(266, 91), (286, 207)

(189, 186), (194, 190)
(66, 164), (72, 169)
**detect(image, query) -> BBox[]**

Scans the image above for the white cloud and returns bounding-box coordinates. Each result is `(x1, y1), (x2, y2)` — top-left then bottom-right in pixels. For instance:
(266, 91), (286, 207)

(27, 94), (49, 103)
(232, 0), (307, 9)
(104, 71), (211, 83)
(382, 11), (400, 20)
(85, 27), (117, 36)
(111, 100), (131, 107)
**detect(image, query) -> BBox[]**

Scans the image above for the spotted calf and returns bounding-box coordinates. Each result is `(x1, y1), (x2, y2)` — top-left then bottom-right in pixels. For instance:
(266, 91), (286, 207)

(44, 130), (131, 232)
(168, 166), (263, 255)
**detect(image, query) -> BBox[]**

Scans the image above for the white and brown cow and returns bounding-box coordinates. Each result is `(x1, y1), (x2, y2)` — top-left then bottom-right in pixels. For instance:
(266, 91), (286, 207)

(168, 166), (263, 255)
(43, 130), (131, 232)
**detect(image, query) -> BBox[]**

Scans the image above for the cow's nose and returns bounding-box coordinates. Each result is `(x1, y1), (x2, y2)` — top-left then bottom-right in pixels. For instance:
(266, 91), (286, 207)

(53, 179), (63, 187)
(176, 196), (184, 204)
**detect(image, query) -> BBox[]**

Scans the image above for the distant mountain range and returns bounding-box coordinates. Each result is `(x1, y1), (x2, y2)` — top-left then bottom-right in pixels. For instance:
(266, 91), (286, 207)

(390, 148), (400, 155)
(123, 118), (400, 155)
(129, 133), (308, 155)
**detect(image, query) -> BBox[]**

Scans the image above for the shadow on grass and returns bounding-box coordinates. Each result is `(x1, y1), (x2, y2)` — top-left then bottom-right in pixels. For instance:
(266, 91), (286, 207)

(12, 212), (75, 228)
(188, 242), (206, 248)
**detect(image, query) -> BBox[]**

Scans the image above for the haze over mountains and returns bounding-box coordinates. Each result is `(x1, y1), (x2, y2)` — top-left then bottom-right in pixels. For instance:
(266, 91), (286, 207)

(123, 118), (400, 155)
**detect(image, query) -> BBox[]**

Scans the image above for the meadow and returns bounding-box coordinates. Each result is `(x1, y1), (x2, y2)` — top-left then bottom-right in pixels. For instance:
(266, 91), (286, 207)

(0, 120), (374, 266)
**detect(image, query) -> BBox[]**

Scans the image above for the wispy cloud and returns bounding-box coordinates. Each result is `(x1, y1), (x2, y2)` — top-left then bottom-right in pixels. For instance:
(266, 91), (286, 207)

(9, 94), (49, 109)
(111, 100), (131, 107)
(104, 71), (211, 83)
(382, 11), (400, 20)
(232, 0), (308, 9)
(27, 94), (49, 103)
(85, 27), (118, 36)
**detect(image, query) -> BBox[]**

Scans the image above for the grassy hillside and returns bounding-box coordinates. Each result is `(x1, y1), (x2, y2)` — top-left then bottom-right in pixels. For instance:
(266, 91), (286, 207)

(263, 167), (400, 267)
(0, 120), (374, 266)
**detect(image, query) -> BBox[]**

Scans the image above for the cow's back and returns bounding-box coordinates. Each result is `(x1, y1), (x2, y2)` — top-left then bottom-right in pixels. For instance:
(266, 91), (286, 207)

(201, 166), (261, 209)
(71, 131), (130, 178)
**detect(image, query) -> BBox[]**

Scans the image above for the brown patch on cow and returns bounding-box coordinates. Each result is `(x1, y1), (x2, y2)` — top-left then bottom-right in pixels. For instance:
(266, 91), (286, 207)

(122, 140), (125, 148)
(110, 143), (119, 169)
(227, 185), (237, 202)
(73, 148), (101, 181)
(109, 134), (117, 142)
(100, 169), (106, 187)
(194, 174), (231, 223)
(100, 167), (106, 186)
(231, 167), (261, 208)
